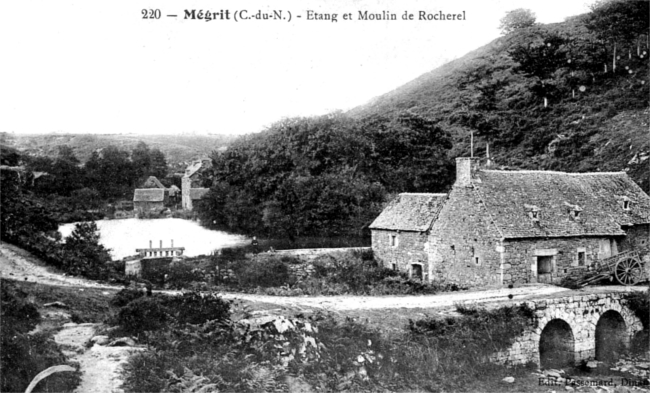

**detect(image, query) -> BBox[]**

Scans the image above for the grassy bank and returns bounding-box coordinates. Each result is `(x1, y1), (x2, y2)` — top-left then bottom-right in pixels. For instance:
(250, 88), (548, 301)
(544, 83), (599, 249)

(109, 291), (550, 392)
(150, 248), (466, 296)
(0, 279), (94, 392)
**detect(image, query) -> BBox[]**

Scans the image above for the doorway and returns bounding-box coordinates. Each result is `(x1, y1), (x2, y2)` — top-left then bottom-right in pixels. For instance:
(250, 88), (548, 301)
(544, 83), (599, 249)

(411, 264), (423, 280)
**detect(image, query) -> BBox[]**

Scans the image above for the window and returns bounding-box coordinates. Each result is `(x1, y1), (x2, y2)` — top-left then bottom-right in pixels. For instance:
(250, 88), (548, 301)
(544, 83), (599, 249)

(392, 263), (397, 271)
(573, 210), (581, 219)
(525, 204), (540, 221)
(623, 200), (630, 210)
(577, 251), (585, 266)
(390, 234), (398, 247)
(474, 256), (480, 265)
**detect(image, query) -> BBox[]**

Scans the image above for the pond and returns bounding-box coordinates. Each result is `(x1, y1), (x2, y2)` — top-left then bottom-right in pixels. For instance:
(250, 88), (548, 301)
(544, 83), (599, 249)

(59, 218), (249, 260)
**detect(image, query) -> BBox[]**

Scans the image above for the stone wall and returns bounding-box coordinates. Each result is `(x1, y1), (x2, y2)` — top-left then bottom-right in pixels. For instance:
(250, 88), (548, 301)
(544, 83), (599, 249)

(134, 200), (164, 213)
(272, 247), (371, 261)
(125, 260), (141, 277)
(371, 230), (428, 278)
(181, 176), (192, 210)
(427, 185), (503, 286)
(258, 248), (370, 280)
(489, 292), (644, 366)
(620, 224), (650, 258)
(502, 237), (614, 285)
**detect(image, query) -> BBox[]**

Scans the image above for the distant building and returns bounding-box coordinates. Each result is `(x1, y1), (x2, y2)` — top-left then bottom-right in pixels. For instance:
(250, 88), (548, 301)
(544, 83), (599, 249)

(141, 176), (165, 189)
(182, 159), (212, 210)
(126, 240), (185, 278)
(133, 188), (168, 214)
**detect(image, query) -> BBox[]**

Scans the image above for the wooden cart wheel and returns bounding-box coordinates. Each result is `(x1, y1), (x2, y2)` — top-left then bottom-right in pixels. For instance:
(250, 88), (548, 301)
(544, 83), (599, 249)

(614, 257), (644, 286)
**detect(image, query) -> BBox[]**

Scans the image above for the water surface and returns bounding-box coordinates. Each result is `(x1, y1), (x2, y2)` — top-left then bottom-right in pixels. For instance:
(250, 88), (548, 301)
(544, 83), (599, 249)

(59, 218), (248, 260)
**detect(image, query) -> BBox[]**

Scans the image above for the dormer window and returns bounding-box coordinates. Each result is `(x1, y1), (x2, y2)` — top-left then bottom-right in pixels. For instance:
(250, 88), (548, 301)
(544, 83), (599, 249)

(618, 196), (632, 211)
(564, 202), (582, 220)
(525, 204), (540, 222)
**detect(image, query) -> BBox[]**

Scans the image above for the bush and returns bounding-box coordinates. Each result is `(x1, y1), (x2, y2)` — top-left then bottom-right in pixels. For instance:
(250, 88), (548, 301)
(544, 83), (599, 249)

(2, 332), (81, 393)
(627, 290), (649, 330)
(165, 264), (206, 290)
(410, 304), (535, 355)
(163, 292), (231, 325)
(233, 256), (293, 288)
(1, 280), (40, 335)
(117, 297), (168, 334)
(1, 280), (80, 392)
(110, 288), (145, 308)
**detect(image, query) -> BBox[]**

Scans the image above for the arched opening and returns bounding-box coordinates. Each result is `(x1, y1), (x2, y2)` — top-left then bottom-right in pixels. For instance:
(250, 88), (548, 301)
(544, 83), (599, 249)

(595, 310), (627, 363)
(539, 319), (575, 369)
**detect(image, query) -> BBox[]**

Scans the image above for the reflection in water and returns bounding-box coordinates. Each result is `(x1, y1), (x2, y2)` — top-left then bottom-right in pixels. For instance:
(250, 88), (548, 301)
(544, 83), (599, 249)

(59, 218), (248, 260)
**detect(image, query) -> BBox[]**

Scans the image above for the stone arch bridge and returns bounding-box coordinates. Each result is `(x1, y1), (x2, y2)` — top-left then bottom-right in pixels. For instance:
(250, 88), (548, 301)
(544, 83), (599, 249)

(490, 289), (646, 368)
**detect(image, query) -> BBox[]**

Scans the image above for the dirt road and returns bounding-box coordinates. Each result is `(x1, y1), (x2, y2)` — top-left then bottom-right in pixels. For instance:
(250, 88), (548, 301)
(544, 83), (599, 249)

(1, 241), (569, 312)
(2, 241), (643, 313)
(0, 242), (120, 289)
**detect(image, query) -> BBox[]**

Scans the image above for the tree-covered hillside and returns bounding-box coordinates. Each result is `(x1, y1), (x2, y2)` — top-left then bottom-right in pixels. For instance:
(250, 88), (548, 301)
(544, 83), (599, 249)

(198, 1), (649, 239)
(351, 1), (649, 187)
(3, 133), (234, 169)
(197, 112), (453, 239)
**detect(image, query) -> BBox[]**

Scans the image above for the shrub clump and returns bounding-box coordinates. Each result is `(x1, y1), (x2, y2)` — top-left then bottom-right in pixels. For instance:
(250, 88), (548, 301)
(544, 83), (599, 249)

(117, 296), (168, 335)
(110, 288), (145, 308)
(410, 303), (536, 355)
(163, 292), (231, 325)
(114, 291), (232, 334)
(233, 256), (294, 288)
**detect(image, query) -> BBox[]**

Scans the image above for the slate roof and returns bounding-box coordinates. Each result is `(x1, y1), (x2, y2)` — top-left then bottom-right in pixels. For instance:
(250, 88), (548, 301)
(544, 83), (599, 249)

(189, 188), (210, 200)
(142, 176), (165, 189)
(473, 170), (650, 239)
(185, 159), (211, 178)
(133, 189), (165, 202)
(369, 193), (447, 231)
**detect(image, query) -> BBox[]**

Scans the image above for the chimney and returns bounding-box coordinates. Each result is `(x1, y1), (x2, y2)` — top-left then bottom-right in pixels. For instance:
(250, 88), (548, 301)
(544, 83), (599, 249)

(455, 157), (480, 187)
(160, 240), (163, 248)
(171, 239), (174, 248)
(149, 240), (152, 249)
(486, 143), (491, 168)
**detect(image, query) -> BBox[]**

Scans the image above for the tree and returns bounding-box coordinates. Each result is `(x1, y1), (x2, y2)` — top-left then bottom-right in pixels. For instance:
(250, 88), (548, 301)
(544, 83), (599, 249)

(509, 32), (569, 107)
(131, 141), (151, 181)
(0, 145), (21, 166)
(499, 9), (536, 35)
(586, 0), (650, 72)
(149, 149), (168, 179)
(63, 221), (112, 280)
(360, 112), (454, 192)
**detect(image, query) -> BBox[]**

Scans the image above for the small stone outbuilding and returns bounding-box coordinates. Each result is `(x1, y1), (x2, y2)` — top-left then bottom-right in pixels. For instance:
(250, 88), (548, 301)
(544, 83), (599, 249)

(369, 193), (446, 280)
(133, 188), (168, 214)
(371, 157), (650, 287)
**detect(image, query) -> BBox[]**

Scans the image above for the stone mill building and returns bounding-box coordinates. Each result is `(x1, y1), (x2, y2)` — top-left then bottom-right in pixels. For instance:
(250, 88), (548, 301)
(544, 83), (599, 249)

(181, 159), (211, 211)
(370, 157), (650, 286)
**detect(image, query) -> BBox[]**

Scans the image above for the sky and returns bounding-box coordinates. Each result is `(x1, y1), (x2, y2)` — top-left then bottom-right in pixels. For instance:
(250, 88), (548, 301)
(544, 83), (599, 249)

(1, 0), (592, 136)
